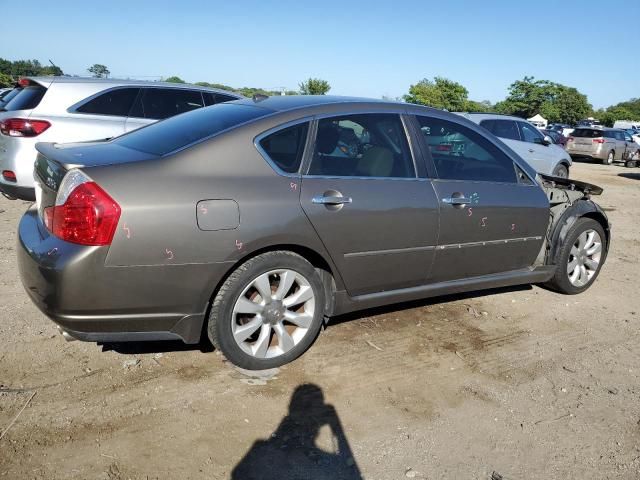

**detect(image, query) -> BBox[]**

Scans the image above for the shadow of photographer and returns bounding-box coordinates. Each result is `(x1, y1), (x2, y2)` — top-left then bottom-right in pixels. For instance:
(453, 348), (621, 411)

(232, 383), (362, 480)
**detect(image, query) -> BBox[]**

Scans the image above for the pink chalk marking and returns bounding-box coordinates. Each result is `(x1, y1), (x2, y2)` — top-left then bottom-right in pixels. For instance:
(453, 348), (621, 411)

(290, 182), (298, 191)
(481, 217), (487, 227)
(511, 223), (516, 232)
(123, 223), (131, 239)
(200, 205), (208, 215)
(467, 207), (473, 216)
(165, 248), (174, 260)
(236, 239), (243, 250)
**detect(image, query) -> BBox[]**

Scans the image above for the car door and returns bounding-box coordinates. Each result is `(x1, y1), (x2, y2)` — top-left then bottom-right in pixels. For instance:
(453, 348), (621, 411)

(517, 121), (555, 174)
(124, 87), (206, 132)
(415, 114), (549, 283)
(299, 112), (439, 297)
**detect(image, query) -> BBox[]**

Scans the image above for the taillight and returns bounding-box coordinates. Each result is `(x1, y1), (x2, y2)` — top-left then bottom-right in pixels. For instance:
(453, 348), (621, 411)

(2, 170), (16, 182)
(0, 118), (51, 137)
(593, 138), (605, 144)
(43, 169), (121, 246)
(18, 78), (30, 87)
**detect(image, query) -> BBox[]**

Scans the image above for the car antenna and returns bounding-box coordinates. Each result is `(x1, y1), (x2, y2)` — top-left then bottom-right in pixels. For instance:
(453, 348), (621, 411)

(253, 94), (269, 102)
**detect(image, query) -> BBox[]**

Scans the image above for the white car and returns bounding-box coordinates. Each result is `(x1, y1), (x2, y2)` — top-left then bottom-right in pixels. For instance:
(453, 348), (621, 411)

(457, 113), (573, 178)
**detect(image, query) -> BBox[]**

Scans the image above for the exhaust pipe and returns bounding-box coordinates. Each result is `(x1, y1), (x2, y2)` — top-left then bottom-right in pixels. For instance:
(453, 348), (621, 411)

(57, 325), (76, 342)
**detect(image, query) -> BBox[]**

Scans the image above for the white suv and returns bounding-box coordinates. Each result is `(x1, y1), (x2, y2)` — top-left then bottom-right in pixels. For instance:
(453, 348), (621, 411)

(457, 113), (573, 178)
(0, 77), (242, 200)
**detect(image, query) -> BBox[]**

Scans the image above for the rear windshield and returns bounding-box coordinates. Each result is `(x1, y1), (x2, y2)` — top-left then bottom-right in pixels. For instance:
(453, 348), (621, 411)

(114, 103), (270, 155)
(571, 128), (603, 138)
(0, 88), (20, 106)
(2, 85), (47, 111)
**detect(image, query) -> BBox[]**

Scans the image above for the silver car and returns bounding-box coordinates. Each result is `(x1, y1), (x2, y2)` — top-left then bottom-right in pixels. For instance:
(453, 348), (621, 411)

(566, 127), (640, 165)
(457, 113), (573, 178)
(0, 77), (242, 200)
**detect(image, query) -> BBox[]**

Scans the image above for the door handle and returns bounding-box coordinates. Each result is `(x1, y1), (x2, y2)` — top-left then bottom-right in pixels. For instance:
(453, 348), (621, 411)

(442, 196), (471, 206)
(312, 195), (352, 205)
(528, 148), (535, 153)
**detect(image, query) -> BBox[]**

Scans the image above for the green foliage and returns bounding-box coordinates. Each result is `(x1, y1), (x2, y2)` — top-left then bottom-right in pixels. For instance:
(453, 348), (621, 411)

(0, 57), (64, 82)
(592, 99), (640, 126)
(194, 81), (235, 91)
(88, 64), (110, 78)
(299, 78), (331, 95)
(404, 77), (470, 111)
(0, 72), (13, 88)
(164, 76), (185, 83)
(464, 99), (494, 112)
(495, 76), (590, 124)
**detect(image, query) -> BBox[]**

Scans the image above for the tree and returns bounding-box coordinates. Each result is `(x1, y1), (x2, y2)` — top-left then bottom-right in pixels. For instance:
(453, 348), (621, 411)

(0, 72), (13, 88)
(299, 78), (331, 95)
(403, 77), (469, 111)
(88, 64), (110, 78)
(495, 76), (590, 124)
(165, 76), (185, 83)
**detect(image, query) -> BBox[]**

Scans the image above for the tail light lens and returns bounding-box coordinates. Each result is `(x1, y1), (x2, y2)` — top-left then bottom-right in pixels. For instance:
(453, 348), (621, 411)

(0, 118), (51, 137)
(592, 138), (605, 144)
(2, 170), (16, 182)
(43, 169), (121, 246)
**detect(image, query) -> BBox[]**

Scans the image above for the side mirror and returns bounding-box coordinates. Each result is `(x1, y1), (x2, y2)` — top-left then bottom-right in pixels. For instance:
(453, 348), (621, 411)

(542, 135), (553, 146)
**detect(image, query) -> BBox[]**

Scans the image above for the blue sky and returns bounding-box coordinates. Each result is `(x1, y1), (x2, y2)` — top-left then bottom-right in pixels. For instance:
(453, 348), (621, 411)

(2, 0), (638, 108)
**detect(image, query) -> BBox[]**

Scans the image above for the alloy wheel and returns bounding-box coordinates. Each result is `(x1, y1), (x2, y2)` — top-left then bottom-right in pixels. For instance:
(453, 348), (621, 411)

(567, 229), (602, 287)
(231, 269), (315, 359)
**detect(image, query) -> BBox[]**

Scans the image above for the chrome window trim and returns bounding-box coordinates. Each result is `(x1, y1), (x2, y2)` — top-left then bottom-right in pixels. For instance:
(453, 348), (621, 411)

(253, 117), (314, 178)
(305, 110), (419, 180)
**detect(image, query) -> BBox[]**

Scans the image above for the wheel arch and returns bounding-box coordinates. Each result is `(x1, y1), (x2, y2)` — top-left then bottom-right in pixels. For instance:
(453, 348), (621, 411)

(202, 243), (341, 330)
(547, 200), (611, 266)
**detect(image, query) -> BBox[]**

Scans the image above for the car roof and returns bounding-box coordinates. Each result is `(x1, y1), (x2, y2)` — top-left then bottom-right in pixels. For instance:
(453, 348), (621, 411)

(26, 76), (243, 97)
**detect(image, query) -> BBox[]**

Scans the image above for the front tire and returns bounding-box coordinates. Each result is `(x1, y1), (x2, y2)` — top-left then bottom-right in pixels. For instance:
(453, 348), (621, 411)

(552, 163), (569, 178)
(207, 251), (325, 369)
(545, 218), (606, 294)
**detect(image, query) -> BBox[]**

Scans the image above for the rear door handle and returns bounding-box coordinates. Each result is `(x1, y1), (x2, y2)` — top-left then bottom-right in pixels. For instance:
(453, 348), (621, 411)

(528, 148), (535, 153)
(312, 195), (352, 205)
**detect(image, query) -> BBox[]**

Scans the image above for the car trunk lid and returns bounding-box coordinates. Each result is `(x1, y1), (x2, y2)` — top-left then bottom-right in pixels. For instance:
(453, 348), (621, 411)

(33, 141), (158, 220)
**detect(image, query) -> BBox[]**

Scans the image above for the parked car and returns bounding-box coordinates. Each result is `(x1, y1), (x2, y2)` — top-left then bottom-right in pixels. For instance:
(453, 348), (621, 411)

(458, 113), (572, 178)
(17, 96), (610, 369)
(613, 120), (640, 130)
(625, 128), (640, 145)
(0, 77), (242, 200)
(547, 123), (574, 137)
(542, 129), (568, 148)
(566, 127), (640, 164)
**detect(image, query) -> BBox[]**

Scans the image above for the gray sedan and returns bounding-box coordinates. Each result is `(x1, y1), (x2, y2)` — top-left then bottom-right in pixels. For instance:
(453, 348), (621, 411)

(17, 96), (610, 369)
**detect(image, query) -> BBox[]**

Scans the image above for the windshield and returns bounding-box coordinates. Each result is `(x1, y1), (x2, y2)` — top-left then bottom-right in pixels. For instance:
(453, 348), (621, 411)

(114, 103), (271, 156)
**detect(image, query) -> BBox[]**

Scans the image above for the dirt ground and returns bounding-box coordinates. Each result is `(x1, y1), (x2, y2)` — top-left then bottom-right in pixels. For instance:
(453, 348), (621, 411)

(0, 161), (639, 480)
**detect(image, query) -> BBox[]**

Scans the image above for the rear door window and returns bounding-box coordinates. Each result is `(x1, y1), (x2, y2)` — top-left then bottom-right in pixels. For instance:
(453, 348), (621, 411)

(76, 88), (140, 116)
(2, 85), (46, 111)
(307, 113), (415, 178)
(258, 123), (309, 174)
(417, 115), (517, 183)
(481, 119), (520, 141)
(132, 88), (205, 120)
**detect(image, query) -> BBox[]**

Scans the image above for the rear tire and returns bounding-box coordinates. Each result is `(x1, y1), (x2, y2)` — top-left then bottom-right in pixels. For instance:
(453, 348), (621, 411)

(552, 163), (569, 178)
(545, 218), (606, 295)
(207, 251), (325, 370)
(604, 150), (614, 165)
